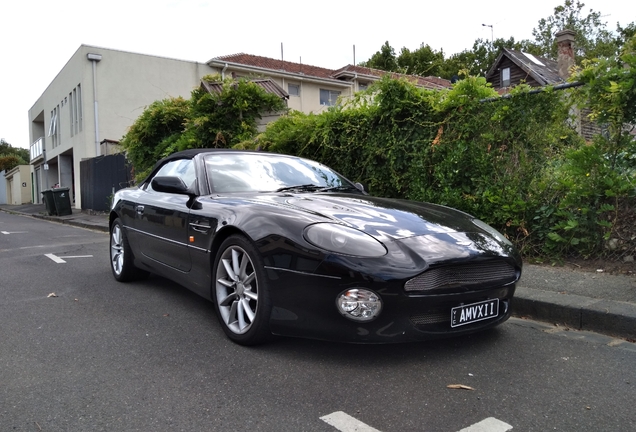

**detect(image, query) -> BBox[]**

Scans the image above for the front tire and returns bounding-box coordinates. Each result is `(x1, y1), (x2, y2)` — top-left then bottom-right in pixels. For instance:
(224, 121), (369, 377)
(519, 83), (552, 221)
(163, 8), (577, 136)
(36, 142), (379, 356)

(110, 218), (148, 282)
(212, 235), (272, 345)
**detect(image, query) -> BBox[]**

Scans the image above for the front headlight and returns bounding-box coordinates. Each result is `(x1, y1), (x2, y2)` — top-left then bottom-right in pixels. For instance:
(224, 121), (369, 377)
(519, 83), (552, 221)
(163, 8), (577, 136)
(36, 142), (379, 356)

(336, 288), (382, 321)
(304, 223), (387, 257)
(473, 219), (513, 246)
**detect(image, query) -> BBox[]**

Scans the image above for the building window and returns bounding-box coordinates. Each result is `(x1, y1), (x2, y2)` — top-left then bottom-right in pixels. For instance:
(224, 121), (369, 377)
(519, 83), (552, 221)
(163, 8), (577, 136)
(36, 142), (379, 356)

(69, 85), (82, 136)
(48, 109), (57, 138)
(69, 91), (75, 136)
(77, 84), (83, 132)
(501, 67), (511, 87)
(49, 107), (59, 148)
(288, 83), (300, 96)
(358, 82), (369, 91)
(320, 89), (341, 106)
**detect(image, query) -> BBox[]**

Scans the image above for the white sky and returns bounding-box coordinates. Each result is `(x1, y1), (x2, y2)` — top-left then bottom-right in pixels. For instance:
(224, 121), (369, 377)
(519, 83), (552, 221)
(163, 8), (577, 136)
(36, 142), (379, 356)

(1, 0), (634, 149)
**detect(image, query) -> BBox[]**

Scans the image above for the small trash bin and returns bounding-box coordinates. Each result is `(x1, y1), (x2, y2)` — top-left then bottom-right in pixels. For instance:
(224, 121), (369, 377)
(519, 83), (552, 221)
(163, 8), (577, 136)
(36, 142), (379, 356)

(51, 188), (73, 216)
(41, 190), (57, 216)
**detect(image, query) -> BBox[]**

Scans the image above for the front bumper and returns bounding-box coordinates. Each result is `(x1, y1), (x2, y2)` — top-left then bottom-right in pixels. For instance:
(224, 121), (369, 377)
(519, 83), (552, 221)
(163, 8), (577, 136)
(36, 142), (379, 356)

(265, 266), (516, 343)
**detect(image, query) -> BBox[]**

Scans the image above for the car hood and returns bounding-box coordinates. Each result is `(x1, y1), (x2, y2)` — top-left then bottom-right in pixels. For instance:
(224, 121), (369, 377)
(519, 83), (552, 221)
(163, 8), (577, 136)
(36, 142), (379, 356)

(277, 194), (518, 268)
(267, 194), (481, 241)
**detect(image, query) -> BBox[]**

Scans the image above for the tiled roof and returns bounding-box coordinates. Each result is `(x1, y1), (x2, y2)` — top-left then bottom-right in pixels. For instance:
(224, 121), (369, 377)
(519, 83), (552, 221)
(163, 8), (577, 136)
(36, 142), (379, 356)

(212, 53), (335, 79)
(506, 49), (563, 85)
(486, 49), (563, 86)
(210, 53), (452, 90)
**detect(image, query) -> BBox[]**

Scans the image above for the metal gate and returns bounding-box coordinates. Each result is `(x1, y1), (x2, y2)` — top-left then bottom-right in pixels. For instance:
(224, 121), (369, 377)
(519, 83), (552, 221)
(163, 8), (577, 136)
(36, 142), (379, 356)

(80, 153), (133, 212)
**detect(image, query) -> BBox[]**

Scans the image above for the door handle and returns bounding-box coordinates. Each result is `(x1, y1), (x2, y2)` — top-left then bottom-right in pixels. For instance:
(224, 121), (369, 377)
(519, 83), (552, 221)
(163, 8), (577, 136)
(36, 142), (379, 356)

(189, 221), (211, 233)
(136, 205), (145, 215)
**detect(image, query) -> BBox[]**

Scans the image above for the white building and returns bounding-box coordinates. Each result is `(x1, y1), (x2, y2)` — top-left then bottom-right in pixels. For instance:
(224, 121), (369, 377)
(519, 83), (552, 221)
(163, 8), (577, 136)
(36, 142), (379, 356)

(28, 45), (216, 208)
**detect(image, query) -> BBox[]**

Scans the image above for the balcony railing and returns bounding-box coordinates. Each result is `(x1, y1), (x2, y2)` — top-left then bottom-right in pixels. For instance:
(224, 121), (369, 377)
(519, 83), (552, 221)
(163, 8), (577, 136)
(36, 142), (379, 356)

(30, 137), (44, 161)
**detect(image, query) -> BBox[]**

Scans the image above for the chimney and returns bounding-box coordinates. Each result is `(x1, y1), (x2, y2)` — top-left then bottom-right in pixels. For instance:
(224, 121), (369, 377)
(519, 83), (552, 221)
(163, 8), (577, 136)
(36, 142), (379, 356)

(555, 29), (576, 79)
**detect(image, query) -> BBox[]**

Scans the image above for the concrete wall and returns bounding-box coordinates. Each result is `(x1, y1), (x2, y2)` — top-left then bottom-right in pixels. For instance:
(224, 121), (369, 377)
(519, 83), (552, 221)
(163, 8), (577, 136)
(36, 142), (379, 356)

(0, 170), (6, 204)
(4, 165), (32, 205)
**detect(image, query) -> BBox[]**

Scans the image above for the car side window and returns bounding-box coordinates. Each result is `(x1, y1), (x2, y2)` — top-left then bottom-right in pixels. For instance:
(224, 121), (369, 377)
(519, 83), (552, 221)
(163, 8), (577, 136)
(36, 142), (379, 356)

(147, 159), (196, 192)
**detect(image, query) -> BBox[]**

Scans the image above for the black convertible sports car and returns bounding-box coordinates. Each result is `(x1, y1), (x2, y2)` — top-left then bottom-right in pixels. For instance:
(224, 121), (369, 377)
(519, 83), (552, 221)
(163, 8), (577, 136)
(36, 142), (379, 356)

(109, 149), (522, 345)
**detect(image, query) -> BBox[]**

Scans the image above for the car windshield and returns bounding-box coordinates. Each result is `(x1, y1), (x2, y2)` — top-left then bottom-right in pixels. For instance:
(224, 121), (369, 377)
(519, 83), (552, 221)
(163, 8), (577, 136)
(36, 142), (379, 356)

(204, 153), (356, 194)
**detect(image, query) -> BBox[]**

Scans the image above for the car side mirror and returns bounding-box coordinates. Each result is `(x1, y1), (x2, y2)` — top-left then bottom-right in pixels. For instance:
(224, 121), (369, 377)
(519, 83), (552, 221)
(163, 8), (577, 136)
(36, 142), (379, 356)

(354, 182), (367, 193)
(151, 176), (190, 195)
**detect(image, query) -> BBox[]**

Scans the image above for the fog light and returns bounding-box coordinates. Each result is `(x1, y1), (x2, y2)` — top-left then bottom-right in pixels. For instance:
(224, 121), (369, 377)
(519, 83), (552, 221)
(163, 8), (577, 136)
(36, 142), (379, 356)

(336, 288), (382, 322)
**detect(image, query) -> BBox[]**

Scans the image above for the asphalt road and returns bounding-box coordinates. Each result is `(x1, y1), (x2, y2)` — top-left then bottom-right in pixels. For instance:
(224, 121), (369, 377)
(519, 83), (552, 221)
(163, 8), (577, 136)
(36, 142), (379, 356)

(1, 212), (635, 432)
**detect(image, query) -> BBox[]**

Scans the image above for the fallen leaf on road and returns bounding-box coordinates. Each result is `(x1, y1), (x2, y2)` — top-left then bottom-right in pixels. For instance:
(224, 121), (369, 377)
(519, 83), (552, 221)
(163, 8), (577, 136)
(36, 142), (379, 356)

(163, 314), (170, 317)
(47, 293), (58, 298)
(447, 384), (475, 391)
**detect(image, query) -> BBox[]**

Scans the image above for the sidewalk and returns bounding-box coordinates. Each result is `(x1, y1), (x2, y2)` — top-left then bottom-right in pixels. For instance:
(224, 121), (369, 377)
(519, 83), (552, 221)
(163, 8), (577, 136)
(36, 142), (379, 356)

(1, 203), (635, 341)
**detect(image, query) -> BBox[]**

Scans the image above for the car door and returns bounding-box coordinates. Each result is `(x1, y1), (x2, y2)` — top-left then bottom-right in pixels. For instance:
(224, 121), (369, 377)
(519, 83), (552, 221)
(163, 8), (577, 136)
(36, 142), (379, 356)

(135, 158), (196, 272)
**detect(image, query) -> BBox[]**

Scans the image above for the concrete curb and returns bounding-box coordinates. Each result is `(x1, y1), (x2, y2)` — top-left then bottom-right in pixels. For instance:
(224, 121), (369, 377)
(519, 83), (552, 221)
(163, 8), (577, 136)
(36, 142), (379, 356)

(39, 215), (109, 233)
(49, 216), (109, 233)
(512, 287), (636, 340)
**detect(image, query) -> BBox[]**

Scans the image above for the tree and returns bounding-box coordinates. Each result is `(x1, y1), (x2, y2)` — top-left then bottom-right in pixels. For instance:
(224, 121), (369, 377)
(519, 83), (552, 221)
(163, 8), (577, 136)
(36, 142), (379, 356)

(119, 97), (190, 178)
(396, 44), (445, 76)
(532, 0), (625, 62)
(361, 1), (634, 81)
(180, 78), (287, 150)
(0, 139), (29, 171)
(120, 77), (287, 179)
(573, 35), (636, 166)
(361, 36), (537, 81)
(360, 41), (398, 71)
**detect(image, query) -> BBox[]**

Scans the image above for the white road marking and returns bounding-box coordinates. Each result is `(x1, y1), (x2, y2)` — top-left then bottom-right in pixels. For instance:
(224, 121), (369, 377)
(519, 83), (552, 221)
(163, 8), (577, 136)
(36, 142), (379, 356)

(320, 412), (513, 432)
(320, 412), (382, 432)
(44, 253), (93, 263)
(457, 417), (513, 432)
(45, 253), (66, 263)
(1, 231), (27, 234)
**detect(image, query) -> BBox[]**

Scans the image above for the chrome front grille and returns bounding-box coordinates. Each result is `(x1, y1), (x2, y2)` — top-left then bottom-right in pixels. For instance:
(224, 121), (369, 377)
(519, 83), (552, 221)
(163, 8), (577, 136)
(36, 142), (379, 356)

(405, 261), (516, 292)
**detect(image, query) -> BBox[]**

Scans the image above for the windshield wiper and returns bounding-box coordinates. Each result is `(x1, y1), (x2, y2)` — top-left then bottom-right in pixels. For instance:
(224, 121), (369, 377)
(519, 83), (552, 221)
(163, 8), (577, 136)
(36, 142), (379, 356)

(316, 185), (361, 193)
(275, 184), (323, 193)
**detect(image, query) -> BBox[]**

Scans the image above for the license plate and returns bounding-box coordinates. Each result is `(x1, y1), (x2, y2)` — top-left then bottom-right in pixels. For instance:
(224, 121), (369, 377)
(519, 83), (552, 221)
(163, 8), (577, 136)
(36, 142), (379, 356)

(450, 299), (499, 328)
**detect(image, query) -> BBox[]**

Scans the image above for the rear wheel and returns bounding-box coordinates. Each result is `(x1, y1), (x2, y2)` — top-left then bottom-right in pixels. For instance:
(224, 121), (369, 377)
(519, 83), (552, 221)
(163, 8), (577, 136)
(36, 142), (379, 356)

(212, 235), (272, 345)
(110, 218), (148, 282)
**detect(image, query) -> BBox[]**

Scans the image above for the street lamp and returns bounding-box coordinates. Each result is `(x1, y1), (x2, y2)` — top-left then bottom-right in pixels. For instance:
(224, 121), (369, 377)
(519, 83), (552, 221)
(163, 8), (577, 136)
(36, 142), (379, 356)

(482, 23), (494, 43)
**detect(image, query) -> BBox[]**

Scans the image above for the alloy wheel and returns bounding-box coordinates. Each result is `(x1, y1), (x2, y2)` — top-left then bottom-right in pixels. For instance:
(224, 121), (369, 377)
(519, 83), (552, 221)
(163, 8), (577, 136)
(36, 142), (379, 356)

(111, 224), (124, 276)
(215, 245), (259, 334)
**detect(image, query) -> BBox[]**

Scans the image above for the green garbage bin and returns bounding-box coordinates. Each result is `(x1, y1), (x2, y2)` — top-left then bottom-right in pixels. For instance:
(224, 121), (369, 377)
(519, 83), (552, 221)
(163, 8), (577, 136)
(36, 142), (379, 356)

(41, 190), (57, 216)
(51, 188), (73, 216)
